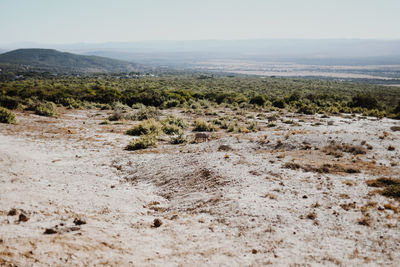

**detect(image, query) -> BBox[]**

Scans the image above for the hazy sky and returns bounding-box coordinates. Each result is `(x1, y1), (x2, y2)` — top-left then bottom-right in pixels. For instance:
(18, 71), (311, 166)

(1, 0), (399, 44)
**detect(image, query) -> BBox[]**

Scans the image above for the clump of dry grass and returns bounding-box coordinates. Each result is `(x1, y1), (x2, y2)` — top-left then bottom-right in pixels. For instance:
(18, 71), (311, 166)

(125, 135), (157, 151)
(125, 119), (161, 136)
(358, 216), (372, 226)
(306, 212), (317, 220)
(387, 145), (395, 151)
(283, 162), (360, 174)
(366, 177), (400, 199)
(366, 177), (400, 187)
(192, 119), (217, 132)
(383, 203), (399, 213)
(322, 141), (366, 157)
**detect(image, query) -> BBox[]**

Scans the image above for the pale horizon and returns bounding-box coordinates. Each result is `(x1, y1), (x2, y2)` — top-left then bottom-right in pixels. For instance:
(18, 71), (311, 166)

(1, 0), (400, 45)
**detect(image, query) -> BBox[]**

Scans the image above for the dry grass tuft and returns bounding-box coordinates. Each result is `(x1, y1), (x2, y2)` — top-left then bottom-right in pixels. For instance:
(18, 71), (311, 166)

(283, 162), (360, 174)
(322, 141), (366, 157)
(366, 177), (400, 188)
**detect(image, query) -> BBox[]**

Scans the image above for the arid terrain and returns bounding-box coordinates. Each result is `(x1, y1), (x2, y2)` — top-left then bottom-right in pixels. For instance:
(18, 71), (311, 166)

(1, 108), (400, 266)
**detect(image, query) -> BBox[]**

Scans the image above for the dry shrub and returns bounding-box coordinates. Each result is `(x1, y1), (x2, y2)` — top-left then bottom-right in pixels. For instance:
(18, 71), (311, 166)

(125, 119), (161, 136)
(383, 203), (399, 213)
(125, 135), (157, 151)
(307, 212), (317, 220)
(283, 162), (359, 174)
(193, 119), (217, 132)
(322, 141), (366, 157)
(387, 145), (395, 151)
(366, 177), (400, 199)
(358, 216), (372, 226)
(366, 177), (400, 187)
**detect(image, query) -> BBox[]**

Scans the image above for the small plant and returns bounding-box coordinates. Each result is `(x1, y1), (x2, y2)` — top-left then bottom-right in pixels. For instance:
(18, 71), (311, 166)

(193, 119), (217, 132)
(170, 133), (187, 144)
(99, 120), (110, 125)
(125, 119), (161, 136)
(0, 107), (16, 124)
(247, 121), (258, 132)
(388, 145), (395, 151)
(272, 98), (285, 109)
(108, 109), (124, 121)
(162, 115), (188, 129)
(162, 124), (181, 135)
(34, 102), (57, 117)
(135, 106), (160, 121)
(125, 135), (157, 151)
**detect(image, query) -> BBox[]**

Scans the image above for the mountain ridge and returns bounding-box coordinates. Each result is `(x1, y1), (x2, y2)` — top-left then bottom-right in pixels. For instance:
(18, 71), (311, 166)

(0, 48), (143, 73)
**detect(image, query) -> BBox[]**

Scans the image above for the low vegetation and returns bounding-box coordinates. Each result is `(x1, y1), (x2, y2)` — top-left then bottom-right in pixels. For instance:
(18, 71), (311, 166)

(125, 135), (157, 151)
(0, 107), (16, 124)
(366, 177), (400, 199)
(125, 119), (161, 136)
(193, 119), (217, 132)
(34, 102), (57, 117)
(0, 76), (399, 119)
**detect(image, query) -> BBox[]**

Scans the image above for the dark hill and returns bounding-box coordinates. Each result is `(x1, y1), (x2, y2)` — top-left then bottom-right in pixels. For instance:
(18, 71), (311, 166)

(0, 48), (143, 73)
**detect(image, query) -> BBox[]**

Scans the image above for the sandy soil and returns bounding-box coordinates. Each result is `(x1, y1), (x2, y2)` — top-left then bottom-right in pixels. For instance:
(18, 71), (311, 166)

(1, 108), (400, 266)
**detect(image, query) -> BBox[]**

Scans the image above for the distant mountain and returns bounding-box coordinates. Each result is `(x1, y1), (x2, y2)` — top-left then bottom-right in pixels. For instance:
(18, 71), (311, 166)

(0, 48), (144, 73)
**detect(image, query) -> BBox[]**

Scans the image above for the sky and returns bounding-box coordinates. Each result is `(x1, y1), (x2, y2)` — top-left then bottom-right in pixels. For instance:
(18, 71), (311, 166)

(1, 0), (399, 44)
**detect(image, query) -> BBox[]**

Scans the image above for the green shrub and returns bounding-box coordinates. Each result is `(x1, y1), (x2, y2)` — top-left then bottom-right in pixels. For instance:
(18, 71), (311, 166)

(350, 94), (379, 109)
(135, 106), (160, 121)
(108, 109), (124, 121)
(34, 102), (57, 117)
(272, 98), (286, 109)
(0, 96), (20, 110)
(162, 115), (188, 129)
(170, 133), (187, 144)
(125, 119), (161, 136)
(0, 107), (16, 124)
(297, 103), (316, 115)
(112, 101), (131, 112)
(363, 109), (386, 118)
(249, 95), (266, 106)
(394, 100), (400, 114)
(58, 97), (80, 109)
(125, 135), (157, 151)
(163, 99), (180, 108)
(193, 119), (217, 132)
(99, 120), (110, 125)
(162, 124), (181, 135)
(247, 121), (258, 132)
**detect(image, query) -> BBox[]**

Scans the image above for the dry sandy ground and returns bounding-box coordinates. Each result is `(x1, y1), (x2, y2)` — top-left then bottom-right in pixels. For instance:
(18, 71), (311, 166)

(1, 108), (400, 266)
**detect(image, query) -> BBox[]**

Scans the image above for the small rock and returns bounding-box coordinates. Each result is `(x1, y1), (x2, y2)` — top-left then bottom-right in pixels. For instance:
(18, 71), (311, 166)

(153, 218), (162, 228)
(7, 208), (17, 216)
(44, 228), (58, 235)
(252, 249), (258, 254)
(73, 218), (86, 225)
(18, 213), (29, 222)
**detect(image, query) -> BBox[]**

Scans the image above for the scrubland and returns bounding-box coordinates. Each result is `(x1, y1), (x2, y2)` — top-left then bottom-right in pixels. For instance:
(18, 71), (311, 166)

(1, 76), (400, 265)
